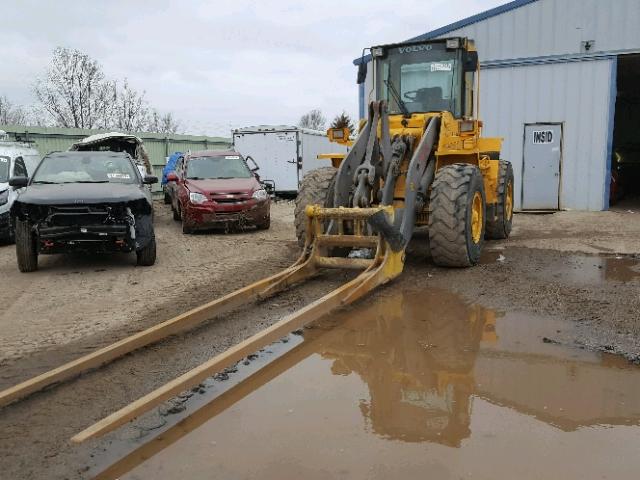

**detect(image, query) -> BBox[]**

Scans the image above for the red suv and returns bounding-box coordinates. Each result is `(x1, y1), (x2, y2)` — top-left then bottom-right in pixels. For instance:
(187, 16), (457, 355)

(166, 150), (270, 233)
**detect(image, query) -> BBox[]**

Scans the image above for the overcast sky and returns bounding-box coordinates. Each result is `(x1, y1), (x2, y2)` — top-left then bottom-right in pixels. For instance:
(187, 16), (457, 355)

(3, 0), (504, 136)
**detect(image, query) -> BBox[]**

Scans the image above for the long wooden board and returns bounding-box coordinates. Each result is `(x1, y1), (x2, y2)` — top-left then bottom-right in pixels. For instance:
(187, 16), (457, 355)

(72, 262), (385, 443)
(0, 262), (312, 408)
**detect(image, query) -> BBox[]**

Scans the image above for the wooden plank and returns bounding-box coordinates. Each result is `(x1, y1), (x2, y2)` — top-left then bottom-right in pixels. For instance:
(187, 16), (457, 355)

(0, 263), (310, 408)
(71, 264), (383, 443)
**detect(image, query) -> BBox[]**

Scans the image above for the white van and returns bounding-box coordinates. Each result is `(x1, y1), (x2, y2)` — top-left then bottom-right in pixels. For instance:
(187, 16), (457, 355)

(0, 132), (41, 242)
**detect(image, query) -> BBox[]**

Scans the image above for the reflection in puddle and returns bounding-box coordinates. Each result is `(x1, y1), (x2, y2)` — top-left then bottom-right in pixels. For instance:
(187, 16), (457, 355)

(95, 289), (640, 480)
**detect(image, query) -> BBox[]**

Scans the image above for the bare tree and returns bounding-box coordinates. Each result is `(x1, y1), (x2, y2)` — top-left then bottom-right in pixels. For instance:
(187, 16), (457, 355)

(298, 109), (326, 131)
(330, 111), (355, 135)
(0, 95), (28, 125)
(147, 110), (180, 134)
(32, 47), (182, 133)
(113, 79), (150, 132)
(33, 47), (116, 129)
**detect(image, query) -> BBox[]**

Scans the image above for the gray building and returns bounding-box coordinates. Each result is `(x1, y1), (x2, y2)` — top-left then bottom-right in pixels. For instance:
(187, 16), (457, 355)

(356, 0), (640, 211)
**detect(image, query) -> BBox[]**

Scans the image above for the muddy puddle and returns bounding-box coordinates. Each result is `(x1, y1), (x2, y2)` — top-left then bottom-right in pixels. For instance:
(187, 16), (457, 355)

(533, 253), (639, 284)
(93, 288), (640, 480)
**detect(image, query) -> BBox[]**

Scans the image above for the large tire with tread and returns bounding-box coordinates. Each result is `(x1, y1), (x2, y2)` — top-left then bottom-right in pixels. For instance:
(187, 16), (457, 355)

(485, 160), (514, 240)
(429, 164), (486, 267)
(294, 167), (337, 248)
(15, 219), (38, 272)
(136, 234), (157, 266)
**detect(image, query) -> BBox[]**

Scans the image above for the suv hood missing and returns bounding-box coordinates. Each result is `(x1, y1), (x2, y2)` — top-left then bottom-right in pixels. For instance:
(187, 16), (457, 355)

(16, 183), (149, 205)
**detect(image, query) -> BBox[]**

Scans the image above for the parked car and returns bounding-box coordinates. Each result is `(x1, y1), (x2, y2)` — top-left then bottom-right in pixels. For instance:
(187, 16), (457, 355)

(162, 151), (183, 204)
(166, 150), (270, 233)
(0, 135), (41, 243)
(9, 151), (158, 272)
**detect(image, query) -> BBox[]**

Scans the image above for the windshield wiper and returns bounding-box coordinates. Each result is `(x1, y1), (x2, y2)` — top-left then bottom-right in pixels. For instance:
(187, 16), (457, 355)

(70, 180), (110, 183)
(384, 78), (410, 118)
(32, 181), (57, 184)
(187, 176), (203, 180)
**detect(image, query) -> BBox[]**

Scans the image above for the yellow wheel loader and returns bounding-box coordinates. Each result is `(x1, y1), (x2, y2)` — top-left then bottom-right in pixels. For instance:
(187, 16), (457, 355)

(0, 37), (515, 442)
(296, 36), (514, 269)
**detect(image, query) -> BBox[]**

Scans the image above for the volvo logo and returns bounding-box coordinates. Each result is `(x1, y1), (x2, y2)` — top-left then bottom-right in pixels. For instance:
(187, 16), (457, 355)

(398, 44), (433, 54)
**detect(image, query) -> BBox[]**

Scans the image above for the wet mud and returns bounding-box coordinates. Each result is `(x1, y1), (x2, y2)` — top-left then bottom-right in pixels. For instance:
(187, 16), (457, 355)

(92, 287), (640, 480)
(1, 205), (639, 480)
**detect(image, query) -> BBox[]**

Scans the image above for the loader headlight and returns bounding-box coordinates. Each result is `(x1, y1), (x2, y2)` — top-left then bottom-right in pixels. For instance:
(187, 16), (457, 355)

(446, 38), (460, 49)
(0, 189), (8, 207)
(189, 192), (208, 204)
(252, 188), (268, 201)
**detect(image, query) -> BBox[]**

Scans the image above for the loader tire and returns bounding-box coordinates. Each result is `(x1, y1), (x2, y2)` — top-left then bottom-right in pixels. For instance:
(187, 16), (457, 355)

(15, 218), (38, 272)
(485, 160), (514, 240)
(429, 164), (486, 267)
(294, 167), (337, 248)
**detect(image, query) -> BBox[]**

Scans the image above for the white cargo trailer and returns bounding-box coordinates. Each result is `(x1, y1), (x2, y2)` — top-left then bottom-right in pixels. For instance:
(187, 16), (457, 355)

(232, 125), (348, 195)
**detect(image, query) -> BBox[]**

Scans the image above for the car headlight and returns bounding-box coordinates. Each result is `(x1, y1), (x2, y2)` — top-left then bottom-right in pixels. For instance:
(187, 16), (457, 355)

(189, 192), (208, 204)
(0, 189), (8, 207)
(252, 188), (268, 201)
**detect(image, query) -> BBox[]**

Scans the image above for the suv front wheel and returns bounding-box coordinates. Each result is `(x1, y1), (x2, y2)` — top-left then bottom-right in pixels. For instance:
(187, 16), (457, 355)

(15, 218), (38, 272)
(136, 233), (157, 266)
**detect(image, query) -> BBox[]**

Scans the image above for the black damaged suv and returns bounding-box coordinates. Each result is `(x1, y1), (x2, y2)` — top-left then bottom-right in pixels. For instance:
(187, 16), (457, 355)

(9, 151), (158, 272)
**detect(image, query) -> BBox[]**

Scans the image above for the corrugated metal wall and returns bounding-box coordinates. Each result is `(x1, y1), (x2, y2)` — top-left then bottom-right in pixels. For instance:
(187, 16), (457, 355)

(479, 59), (614, 210)
(442, 0), (640, 62)
(0, 125), (231, 191)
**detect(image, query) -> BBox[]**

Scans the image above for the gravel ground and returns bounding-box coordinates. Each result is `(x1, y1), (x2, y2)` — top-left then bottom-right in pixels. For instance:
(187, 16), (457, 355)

(0, 201), (638, 479)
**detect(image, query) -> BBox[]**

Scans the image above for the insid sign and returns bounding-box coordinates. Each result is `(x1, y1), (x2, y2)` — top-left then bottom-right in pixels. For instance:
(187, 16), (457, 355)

(532, 130), (554, 144)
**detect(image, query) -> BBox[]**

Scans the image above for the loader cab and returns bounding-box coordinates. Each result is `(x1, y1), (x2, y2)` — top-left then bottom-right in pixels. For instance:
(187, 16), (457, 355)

(365, 37), (478, 119)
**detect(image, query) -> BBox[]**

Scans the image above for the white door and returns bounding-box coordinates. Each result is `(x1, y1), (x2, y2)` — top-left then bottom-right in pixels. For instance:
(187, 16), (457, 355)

(522, 124), (562, 210)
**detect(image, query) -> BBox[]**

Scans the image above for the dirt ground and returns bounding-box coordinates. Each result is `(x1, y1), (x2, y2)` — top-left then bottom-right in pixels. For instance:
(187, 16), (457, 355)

(0, 200), (639, 479)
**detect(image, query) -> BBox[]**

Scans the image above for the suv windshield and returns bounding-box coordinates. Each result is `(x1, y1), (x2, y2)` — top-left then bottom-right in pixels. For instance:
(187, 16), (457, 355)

(0, 156), (9, 182)
(376, 42), (461, 116)
(186, 155), (251, 179)
(32, 155), (138, 184)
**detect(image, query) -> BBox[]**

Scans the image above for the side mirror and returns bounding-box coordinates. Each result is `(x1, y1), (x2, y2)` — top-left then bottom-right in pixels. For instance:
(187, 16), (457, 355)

(463, 50), (479, 72)
(9, 176), (28, 188)
(143, 175), (158, 185)
(357, 62), (367, 84)
(246, 156), (260, 173)
(166, 172), (178, 182)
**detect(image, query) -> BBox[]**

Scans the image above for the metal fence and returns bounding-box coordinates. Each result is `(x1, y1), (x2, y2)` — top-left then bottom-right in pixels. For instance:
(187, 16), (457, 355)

(0, 124), (231, 191)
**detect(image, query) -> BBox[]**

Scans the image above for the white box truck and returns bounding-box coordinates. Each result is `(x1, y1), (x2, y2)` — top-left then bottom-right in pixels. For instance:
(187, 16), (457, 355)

(232, 125), (348, 196)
